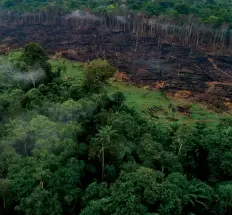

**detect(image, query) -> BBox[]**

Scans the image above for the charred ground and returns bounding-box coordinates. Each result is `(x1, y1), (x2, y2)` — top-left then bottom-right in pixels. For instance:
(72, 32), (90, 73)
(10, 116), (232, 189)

(1, 23), (232, 109)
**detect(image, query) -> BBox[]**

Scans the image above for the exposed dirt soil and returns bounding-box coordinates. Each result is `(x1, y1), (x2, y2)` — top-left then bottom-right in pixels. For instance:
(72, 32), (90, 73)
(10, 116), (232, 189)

(0, 23), (232, 108)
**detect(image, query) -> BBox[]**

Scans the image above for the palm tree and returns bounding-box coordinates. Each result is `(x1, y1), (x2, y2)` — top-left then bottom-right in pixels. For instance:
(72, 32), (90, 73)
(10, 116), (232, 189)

(167, 173), (211, 213)
(89, 125), (117, 181)
(183, 180), (211, 212)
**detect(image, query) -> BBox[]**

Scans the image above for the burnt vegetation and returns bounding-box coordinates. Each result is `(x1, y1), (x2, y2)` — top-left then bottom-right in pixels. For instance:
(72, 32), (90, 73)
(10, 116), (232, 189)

(1, 5), (232, 108)
(0, 42), (232, 215)
(0, 0), (232, 214)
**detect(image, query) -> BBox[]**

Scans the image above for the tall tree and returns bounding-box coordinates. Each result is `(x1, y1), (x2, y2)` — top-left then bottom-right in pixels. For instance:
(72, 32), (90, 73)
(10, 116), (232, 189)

(84, 59), (116, 91)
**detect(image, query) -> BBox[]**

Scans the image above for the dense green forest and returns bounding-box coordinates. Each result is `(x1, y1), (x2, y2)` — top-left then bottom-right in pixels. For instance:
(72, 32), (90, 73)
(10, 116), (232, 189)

(0, 43), (232, 215)
(1, 0), (232, 27)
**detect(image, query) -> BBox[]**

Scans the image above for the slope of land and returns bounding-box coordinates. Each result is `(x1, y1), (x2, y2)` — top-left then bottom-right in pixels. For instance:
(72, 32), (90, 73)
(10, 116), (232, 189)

(5, 51), (226, 123)
(50, 57), (230, 123)
(1, 22), (232, 110)
(1, 0), (232, 28)
(1, 45), (232, 215)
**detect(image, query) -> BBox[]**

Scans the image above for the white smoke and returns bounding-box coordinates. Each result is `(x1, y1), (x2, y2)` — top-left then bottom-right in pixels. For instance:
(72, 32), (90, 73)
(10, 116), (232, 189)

(133, 58), (173, 73)
(115, 15), (127, 24)
(15, 68), (46, 88)
(0, 60), (46, 88)
(66, 10), (100, 21)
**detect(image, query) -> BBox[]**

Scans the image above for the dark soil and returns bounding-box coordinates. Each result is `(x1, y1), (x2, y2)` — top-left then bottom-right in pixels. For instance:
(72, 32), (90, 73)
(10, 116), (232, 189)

(1, 23), (232, 102)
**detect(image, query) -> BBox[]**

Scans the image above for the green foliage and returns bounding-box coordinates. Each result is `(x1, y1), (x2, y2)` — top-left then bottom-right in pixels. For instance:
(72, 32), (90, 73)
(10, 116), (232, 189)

(174, 3), (190, 15)
(17, 43), (54, 87)
(84, 59), (116, 91)
(18, 187), (62, 215)
(2, 0), (232, 27)
(21, 43), (49, 66)
(0, 47), (232, 215)
(110, 91), (126, 106)
(214, 183), (232, 215)
(21, 88), (43, 109)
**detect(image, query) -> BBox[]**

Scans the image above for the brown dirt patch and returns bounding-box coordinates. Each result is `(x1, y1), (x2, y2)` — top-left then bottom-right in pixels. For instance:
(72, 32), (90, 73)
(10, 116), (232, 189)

(114, 71), (129, 81)
(174, 90), (192, 99)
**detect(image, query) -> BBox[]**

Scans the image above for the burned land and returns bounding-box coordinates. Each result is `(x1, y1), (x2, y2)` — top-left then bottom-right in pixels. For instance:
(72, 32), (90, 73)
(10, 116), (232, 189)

(1, 20), (232, 109)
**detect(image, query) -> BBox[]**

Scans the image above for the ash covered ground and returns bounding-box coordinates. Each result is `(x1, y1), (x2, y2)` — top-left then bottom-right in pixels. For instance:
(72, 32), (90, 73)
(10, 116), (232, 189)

(1, 23), (232, 108)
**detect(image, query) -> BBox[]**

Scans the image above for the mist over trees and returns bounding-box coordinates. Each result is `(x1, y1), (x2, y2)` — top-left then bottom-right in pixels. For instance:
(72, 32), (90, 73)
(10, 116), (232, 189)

(0, 43), (232, 215)
(1, 1), (232, 53)
(1, 0), (232, 28)
(0, 1), (232, 214)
